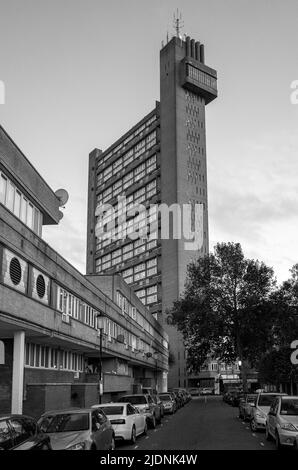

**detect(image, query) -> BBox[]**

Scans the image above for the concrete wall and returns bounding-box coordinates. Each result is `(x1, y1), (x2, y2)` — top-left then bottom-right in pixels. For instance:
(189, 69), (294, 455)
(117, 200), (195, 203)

(0, 126), (60, 225)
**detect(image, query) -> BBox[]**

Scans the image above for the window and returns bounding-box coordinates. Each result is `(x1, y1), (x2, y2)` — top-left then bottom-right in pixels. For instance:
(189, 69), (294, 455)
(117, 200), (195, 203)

(6, 181), (14, 211)
(0, 174), (7, 204)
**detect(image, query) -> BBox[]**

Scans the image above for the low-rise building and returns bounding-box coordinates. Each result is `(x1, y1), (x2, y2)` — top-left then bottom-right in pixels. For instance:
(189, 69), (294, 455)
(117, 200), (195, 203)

(0, 125), (169, 418)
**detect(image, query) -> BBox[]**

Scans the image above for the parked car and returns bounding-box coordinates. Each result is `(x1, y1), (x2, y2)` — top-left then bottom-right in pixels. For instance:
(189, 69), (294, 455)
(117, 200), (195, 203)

(151, 394), (164, 419)
(159, 393), (177, 414)
(118, 394), (161, 428)
(231, 391), (245, 407)
(250, 392), (288, 432)
(0, 414), (51, 450)
(171, 389), (185, 406)
(168, 391), (181, 410)
(225, 390), (240, 405)
(169, 390), (183, 409)
(238, 394), (257, 421)
(92, 403), (147, 444)
(266, 395), (298, 449)
(38, 408), (115, 450)
(200, 387), (214, 396)
(189, 388), (200, 397)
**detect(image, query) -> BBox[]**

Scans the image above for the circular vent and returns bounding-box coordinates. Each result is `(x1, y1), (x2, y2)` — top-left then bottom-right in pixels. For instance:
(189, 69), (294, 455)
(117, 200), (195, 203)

(36, 274), (46, 298)
(9, 258), (22, 285)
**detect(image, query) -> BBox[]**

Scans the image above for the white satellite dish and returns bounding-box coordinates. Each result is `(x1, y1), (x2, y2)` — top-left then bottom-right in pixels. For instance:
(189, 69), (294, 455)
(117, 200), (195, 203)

(55, 189), (69, 207)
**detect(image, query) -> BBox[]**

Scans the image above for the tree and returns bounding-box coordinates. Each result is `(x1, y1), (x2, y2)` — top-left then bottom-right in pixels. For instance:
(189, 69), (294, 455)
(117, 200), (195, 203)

(170, 242), (277, 391)
(257, 265), (298, 389)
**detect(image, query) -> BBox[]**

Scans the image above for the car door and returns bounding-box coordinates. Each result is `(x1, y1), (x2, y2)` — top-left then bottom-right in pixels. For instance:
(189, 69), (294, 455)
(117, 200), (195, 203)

(0, 419), (14, 450)
(126, 404), (136, 433)
(134, 406), (144, 434)
(8, 417), (34, 450)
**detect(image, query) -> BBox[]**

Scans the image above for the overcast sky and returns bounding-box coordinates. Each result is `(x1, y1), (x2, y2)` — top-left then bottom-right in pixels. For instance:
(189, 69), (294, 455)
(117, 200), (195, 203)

(0, 0), (298, 284)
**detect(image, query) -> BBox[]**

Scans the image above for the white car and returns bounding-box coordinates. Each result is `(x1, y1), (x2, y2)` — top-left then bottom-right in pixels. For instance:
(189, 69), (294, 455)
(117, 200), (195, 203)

(92, 403), (147, 444)
(250, 392), (287, 432)
(266, 395), (298, 449)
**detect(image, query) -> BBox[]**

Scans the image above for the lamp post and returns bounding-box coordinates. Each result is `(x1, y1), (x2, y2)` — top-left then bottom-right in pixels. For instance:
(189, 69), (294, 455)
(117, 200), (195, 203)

(153, 351), (158, 392)
(96, 314), (105, 404)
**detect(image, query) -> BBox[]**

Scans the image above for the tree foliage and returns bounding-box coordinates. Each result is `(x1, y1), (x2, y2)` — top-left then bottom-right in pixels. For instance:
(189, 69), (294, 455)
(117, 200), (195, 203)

(170, 242), (277, 376)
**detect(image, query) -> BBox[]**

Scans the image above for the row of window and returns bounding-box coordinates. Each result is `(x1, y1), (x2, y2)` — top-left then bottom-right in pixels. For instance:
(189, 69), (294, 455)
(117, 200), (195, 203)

(57, 286), (98, 328)
(135, 284), (158, 306)
(57, 283), (167, 350)
(98, 115), (157, 167)
(0, 170), (43, 236)
(97, 155), (158, 204)
(95, 236), (158, 270)
(187, 142), (204, 158)
(25, 343), (84, 372)
(121, 258), (158, 285)
(116, 290), (165, 345)
(186, 64), (217, 90)
(95, 205), (158, 248)
(97, 131), (157, 188)
(186, 103), (200, 117)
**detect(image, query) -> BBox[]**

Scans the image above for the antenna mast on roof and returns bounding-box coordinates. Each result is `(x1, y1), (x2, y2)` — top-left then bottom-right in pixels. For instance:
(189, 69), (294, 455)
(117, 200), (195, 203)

(173, 9), (184, 39)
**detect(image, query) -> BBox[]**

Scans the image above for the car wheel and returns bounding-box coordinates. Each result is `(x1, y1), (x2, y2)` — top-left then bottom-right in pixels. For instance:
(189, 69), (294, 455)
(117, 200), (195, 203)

(110, 436), (115, 451)
(143, 422), (148, 435)
(250, 419), (257, 432)
(151, 415), (156, 429)
(265, 426), (273, 441)
(130, 426), (136, 445)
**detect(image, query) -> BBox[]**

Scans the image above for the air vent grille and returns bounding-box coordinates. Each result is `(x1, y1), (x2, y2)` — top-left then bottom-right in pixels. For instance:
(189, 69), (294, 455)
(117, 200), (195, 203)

(10, 258), (22, 285)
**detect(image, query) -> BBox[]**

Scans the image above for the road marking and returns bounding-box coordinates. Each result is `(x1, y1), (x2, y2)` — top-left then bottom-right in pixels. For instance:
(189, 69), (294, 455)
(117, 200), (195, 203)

(134, 445), (139, 449)
(260, 442), (264, 447)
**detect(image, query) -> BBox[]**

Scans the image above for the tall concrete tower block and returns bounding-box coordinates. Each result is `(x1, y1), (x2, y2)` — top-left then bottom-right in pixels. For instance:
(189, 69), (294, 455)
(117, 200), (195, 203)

(159, 35), (217, 388)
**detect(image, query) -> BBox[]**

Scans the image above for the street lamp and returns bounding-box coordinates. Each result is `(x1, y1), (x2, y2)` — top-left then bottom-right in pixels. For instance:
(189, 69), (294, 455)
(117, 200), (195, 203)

(153, 351), (158, 392)
(96, 313), (105, 404)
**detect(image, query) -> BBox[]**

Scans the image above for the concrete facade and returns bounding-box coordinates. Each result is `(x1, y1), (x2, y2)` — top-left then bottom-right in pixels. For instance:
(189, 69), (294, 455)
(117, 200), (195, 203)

(0, 124), (169, 416)
(86, 35), (217, 389)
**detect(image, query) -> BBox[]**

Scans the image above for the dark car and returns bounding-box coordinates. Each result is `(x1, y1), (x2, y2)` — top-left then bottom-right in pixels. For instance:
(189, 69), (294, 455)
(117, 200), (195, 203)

(231, 392), (245, 407)
(38, 408), (115, 450)
(0, 414), (51, 450)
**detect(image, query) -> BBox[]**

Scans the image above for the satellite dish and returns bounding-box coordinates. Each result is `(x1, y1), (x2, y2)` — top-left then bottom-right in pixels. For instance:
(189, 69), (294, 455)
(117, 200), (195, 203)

(55, 189), (69, 207)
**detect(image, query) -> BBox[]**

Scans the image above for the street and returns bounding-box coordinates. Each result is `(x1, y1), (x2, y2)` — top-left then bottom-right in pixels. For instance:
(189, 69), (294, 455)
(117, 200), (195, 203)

(118, 396), (277, 450)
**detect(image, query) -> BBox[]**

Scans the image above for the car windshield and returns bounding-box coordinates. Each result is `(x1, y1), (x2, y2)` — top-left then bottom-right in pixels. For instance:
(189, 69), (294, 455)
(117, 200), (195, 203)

(120, 396), (147, 405)
(101, 406), (124, 415)
(280, 399), (298, 416)
(160, 395), (171, 401)
(38, 413), (89, 433)
(258, 395), (280, 407)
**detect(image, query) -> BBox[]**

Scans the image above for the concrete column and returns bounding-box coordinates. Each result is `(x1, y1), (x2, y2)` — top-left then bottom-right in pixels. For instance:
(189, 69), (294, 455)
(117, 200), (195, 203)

(11, 331), (25, 414)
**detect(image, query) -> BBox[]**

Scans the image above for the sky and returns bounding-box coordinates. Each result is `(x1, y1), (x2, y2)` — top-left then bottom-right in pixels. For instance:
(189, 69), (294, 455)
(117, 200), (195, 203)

(0, 0), (298, 284)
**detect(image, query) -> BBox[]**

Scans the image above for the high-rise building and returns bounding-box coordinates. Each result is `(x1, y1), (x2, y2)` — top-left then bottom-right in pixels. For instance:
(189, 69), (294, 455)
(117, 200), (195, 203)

(87, 32), (217, 388)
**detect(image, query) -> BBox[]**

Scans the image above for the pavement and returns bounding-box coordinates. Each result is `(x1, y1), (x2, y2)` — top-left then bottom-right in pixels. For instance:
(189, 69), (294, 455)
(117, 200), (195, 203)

(118, 396), (278, 450)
